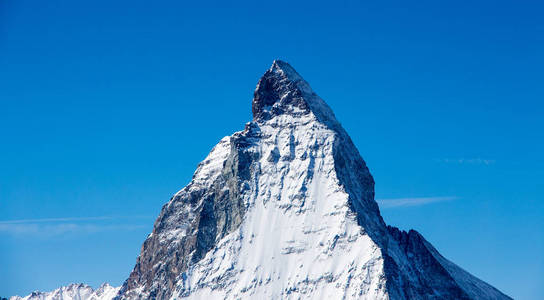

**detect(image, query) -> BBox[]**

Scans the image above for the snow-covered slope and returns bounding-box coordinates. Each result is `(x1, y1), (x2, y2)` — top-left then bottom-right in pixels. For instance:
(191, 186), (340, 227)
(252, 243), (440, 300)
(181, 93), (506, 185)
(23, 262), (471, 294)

(111, 60), (512, 300)
(115, 60), (511, 299)
(10, 283), (119, 300)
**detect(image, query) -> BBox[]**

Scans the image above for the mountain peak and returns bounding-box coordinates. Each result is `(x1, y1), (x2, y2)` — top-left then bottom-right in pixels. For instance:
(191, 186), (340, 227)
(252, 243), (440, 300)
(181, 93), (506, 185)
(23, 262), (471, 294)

(114, 61), (511, 300)
(268, 59), (303, 82)
(252, 60), (309, 121)
(252, 60), (338, 127)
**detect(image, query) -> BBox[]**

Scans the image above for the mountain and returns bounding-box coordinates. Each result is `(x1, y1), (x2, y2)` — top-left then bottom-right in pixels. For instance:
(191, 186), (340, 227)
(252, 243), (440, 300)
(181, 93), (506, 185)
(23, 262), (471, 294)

(114, 60), (512, 299)
(12, 61), (511, 300)
(10, 283), (119, 300)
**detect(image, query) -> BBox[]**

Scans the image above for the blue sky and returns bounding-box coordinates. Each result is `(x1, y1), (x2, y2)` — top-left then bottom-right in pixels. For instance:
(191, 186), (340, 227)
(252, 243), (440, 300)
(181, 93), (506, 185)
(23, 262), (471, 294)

(1, 0), (543, 299)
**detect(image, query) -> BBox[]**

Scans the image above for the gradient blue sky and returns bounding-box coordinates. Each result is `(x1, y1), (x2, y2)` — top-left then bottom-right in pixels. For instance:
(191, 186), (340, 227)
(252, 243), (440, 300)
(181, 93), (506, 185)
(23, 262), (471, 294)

(1, 1), (543, 299)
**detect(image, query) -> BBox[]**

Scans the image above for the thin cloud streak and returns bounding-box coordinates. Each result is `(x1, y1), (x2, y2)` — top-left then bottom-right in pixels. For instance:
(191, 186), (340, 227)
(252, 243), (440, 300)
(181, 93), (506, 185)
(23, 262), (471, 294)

(0, 223), (148, 236)
(435, 158), (495, 165)
(377, 196), (458, 208)
(0, 215), (154, 237)
(0, 215), (153, 224)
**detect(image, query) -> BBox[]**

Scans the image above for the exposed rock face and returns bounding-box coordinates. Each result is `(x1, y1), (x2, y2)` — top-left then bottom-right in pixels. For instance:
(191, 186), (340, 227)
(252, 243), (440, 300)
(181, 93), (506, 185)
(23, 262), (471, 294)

(118, 128), (255, 299)
(115, 60), (511, 299)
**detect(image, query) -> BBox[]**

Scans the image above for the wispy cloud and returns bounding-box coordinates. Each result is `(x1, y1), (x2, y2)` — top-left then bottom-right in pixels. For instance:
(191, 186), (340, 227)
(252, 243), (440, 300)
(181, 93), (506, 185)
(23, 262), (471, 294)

(0, 216), (153, 237)
(0, 223), (148, 236)
(376, 196), (458, 208)
(435, 158), (495, 165)
(0, 215), (151, 224)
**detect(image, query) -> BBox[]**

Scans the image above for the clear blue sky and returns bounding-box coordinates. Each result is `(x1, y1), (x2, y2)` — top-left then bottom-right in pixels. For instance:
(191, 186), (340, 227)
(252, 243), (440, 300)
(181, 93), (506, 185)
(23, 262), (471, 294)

(1, 1), (542, 299)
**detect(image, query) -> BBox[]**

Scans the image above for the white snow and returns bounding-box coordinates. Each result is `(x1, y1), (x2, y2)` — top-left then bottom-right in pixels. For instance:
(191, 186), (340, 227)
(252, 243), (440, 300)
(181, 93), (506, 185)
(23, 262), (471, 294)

(10, 283), (119, 300)
(169, 98), (389, 299)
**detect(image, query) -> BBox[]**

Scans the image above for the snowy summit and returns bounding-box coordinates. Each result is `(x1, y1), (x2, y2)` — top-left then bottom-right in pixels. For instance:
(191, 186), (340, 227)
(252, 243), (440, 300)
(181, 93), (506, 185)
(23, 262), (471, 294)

(116, 60), (511, 300)
(13, 61), (512, 300)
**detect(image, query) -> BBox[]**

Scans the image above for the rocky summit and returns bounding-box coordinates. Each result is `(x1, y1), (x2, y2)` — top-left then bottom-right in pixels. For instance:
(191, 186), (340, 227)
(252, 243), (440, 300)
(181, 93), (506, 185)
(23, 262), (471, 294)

(12, 61), (512, 300)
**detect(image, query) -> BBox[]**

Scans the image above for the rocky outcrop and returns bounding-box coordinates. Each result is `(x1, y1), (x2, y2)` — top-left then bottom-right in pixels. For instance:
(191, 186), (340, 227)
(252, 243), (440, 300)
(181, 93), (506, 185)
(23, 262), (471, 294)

(117, 130), (259, 299)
